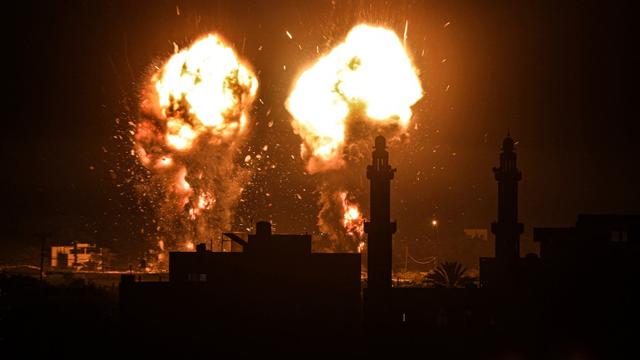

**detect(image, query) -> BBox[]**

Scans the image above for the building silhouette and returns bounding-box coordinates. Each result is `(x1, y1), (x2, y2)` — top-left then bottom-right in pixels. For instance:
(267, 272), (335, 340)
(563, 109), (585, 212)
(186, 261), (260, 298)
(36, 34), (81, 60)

(361, 136), (492, 352)
(119, 221), (360, 352)
(364, 135), (397, 292)
(50, 242), (110, 271)
(362, 136), (399, 340)
(535, 214), (638, 261)
(532, 213), (639, 293)
(491, 134), (523, 262)
(115, 135), (639, 356)
(480, 133), (526, 288)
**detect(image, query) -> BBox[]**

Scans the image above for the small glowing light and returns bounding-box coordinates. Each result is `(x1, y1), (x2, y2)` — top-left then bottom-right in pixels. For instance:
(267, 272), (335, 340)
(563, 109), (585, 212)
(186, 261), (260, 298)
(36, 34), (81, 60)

(185, 242), (195, 250)
(432, 219), (438, 226)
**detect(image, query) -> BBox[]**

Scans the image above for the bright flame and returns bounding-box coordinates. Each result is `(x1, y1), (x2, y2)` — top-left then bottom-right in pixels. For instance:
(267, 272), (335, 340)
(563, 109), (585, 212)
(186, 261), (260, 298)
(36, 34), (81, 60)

(154, 34), (258, 151)
(286, 24), (423, 167)
(357, 241), (366, 254)
(340, 191), (364, 238)
(189, 192), (215, 220)
(154, 156), (173, 169)
(174, 167), (192, 209)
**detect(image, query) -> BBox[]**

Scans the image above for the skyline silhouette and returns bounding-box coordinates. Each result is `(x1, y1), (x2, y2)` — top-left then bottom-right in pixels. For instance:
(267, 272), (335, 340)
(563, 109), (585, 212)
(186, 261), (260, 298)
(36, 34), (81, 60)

(2, 1), (639, 357)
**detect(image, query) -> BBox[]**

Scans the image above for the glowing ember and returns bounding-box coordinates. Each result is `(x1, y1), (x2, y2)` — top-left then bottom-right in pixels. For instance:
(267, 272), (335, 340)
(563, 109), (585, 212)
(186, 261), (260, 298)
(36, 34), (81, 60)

(287, 24), (423, 170)
(134, 34), (258, 255)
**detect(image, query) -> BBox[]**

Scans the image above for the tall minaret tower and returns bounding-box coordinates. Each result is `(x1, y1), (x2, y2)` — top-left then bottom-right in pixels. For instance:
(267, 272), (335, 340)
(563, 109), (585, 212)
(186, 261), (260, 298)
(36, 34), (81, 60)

(491, 133), (524, 263)
(364, 136), (397, 292)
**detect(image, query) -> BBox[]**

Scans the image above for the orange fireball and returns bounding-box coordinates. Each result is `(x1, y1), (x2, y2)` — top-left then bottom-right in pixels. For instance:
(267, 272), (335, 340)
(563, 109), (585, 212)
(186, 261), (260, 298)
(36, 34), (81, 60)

(287, 24), (423, 168)
(154, 34), (258, 151)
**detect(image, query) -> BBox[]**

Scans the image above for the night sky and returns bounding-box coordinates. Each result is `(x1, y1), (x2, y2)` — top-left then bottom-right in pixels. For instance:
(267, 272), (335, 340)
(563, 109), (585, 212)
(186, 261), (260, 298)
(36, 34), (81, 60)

(4, 0), (639, 264)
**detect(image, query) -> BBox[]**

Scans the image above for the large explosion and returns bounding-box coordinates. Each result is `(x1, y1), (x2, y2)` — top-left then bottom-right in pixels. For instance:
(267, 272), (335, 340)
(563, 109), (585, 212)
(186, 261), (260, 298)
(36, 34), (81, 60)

(287, 24), (423, 252)
(134, 34), (258, 264)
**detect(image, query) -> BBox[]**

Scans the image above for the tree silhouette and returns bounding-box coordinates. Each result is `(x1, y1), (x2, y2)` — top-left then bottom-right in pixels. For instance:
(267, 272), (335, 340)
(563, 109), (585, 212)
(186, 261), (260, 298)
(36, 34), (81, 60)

(422, 261), (476, 288)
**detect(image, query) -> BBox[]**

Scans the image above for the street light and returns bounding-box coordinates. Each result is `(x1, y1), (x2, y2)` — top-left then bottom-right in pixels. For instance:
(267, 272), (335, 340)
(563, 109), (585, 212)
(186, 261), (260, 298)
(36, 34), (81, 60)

(431, 219), (440, 262)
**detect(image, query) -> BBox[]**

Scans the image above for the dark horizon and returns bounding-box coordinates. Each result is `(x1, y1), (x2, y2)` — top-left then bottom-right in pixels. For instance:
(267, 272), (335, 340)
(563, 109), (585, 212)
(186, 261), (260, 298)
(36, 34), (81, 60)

(3, 0), (639, 264)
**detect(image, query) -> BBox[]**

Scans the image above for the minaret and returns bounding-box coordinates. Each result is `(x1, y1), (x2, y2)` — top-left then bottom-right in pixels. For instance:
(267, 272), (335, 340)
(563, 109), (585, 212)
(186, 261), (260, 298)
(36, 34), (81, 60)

(364, 136), (397, 291)
(491, 133), (524, 263)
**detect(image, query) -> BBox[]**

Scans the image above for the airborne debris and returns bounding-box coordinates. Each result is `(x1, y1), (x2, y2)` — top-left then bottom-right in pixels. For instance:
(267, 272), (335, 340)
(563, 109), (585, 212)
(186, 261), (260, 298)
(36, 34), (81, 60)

(133, 34), (258, 255)
(403, 20), (408, 44)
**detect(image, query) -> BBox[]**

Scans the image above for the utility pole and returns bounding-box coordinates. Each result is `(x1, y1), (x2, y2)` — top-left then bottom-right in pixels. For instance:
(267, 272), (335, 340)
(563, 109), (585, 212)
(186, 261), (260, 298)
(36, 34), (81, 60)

(430, 219), (439, 264)
(38, 232), (52, 282)
(40, 235), (45, 281)
(404, 244), (408, 273)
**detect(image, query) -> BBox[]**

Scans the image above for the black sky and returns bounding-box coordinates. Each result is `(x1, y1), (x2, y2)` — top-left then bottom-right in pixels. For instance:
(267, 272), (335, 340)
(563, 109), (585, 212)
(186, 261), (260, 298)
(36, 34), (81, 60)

(4, 0), (639, 262)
